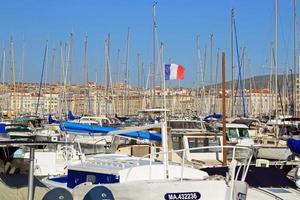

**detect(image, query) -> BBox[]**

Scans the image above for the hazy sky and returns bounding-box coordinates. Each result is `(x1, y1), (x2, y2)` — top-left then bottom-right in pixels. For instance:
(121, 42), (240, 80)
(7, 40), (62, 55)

(0, 0), (298, 87)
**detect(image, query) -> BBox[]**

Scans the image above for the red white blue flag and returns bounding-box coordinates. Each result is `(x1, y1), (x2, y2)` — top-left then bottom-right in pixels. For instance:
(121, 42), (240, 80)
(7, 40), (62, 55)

(165, 64), (185, 80)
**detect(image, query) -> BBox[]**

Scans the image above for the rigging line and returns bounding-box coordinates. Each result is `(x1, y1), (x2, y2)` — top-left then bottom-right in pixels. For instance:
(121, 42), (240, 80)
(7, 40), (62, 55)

(35, 41), (48, 115)
(234, 19), (247, 118)
(272, 46), (286, 130)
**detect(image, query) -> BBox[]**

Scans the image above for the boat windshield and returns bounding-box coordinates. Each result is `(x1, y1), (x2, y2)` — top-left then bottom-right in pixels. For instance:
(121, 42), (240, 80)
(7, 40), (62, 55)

(237, 128), (249, 138)
(168, 121), (203, 129)
(227, 128), (239, 139)
(188, 137), (221, 153)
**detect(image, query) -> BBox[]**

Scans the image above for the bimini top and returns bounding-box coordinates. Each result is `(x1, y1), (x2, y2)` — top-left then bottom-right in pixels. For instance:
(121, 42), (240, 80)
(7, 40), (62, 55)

(60, 121), (162, 141)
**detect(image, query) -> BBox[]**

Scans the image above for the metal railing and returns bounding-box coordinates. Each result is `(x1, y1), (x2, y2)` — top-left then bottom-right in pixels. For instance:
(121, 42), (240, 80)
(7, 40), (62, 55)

(124, 145), (253, 182)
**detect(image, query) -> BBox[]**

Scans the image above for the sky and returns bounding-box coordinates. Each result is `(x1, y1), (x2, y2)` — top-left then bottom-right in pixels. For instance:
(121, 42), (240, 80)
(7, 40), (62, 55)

(0, 0), (298, 88)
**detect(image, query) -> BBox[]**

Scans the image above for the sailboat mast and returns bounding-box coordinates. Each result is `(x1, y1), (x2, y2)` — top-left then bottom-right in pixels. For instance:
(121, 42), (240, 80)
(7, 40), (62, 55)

(83, 34), (89, 114)
(222, 52), (227, 165)
(105, 34), (113, 116)
(231, 9), (235, 117)
(137, 53), (141, 89)
(275, 0), (279, 137)
(36, 41), (48, 115)
(209, 34), (213, 114)
(50, 48), (56, 114)
(214, 48), (220, 113)
(196, 36), (201, 114)
(9, 36), (17, 115)
(19, 40), (25, 114)
(69, 33), (73, 86)
(159, 43), (164, 108)
(293, 0), (297, 115)
(152, 1), (158, 108)
(58, 42), (64, 118)
(1, 49), (5, 111)
(116, 49), (120, 114)
(124, 27), (130, 115)
(269, 43), (273, 119)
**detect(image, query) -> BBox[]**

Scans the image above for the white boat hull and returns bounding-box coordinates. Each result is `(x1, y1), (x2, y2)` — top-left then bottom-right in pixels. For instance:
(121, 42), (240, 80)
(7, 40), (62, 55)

(72, 180), (229, 200)
(256, 147), (292, 160)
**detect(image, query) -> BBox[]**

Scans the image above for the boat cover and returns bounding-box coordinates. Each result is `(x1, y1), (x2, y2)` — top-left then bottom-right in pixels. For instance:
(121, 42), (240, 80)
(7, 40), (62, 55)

(48, 115), (59, 124)
(68, 111), (81, 120)
(287, 138), (300, 155)
(60, 121), (162, 141)
(0, 123), (5, 134)
(202, 166), (296, 188)
(204, 113), (223, 121)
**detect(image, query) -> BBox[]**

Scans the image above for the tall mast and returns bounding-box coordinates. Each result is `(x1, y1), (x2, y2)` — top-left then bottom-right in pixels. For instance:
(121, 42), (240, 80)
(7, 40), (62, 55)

(36, 41), (48, 115)
(63, 43), (70, 114)
(203, 45), (208, 113)
(209, 33), (213, 113)
(222, 52), (227, 165)
(50, 48), (56, 114)
(269, 43), (273, 119)
(294, 0), (297, 115)
(95, 71), (100, 115)
(137, 53), (142, 109)
(19, 40), (25, 114)
(83, 34), (89, 114)
(248, 58), (253, 116)
(116, 49), (120, 85)
(196, 36), (205, 114)
(69, 33), (73, 86)
(1, 49), (5, 111)
(9, 36), (16, 114)
(196, 36), (201, 113)
(214, 48), (220, 113)
(105, 34), (112, 116)
(159, 43), (164, 108)
(137, 53), (141, 89)
(275, 0), (279, 137)
(58, 42), (64, 118)
(231, 9), (235, 117)
(116, 49), (120, 114)
(124, 27), (130, 115)
(152, 1), (158, 108)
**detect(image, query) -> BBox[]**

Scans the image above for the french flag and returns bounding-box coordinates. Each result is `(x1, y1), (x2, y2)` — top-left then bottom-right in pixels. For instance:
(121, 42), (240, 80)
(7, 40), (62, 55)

(165, 64), (185, 80)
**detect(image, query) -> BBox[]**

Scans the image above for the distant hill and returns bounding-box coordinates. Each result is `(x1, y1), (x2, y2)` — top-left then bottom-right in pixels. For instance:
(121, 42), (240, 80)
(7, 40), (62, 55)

(213, 74), (295, 90)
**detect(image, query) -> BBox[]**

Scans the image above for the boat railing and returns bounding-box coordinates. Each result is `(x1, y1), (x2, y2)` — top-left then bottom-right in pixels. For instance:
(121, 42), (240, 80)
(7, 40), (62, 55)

(124, 145), (253, 183)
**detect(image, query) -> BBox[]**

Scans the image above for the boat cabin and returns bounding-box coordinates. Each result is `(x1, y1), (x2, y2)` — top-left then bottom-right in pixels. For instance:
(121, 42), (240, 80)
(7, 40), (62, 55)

(167, 119), (207, 132)
(216, 123), (253, 146)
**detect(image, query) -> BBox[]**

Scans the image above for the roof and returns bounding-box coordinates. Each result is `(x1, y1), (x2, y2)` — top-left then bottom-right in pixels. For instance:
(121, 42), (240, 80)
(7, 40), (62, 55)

(226, 123), (248, 128)
(232, 118), (260, 127)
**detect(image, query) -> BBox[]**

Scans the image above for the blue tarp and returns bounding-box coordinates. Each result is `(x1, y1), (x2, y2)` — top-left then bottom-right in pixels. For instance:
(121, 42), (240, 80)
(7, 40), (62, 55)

(60, 121), (161, 141)
(0, 123), (5, 134)
(204, 113), (223, 121)
(287, 138), (300, 155)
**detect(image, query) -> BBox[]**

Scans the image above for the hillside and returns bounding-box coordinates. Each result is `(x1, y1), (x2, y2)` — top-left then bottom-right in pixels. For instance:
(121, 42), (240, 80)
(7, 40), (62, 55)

(214, 74), (294, 90)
